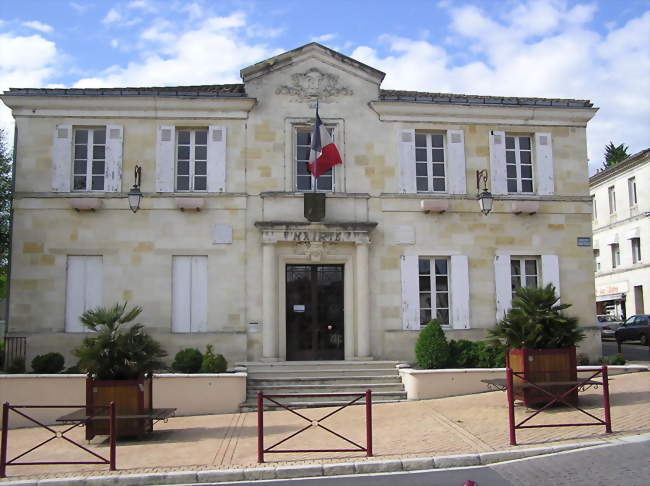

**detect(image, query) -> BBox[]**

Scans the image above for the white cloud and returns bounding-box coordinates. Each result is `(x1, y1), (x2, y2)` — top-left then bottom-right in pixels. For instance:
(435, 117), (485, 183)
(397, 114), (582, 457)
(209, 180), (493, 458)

(311, 33), (337, 43)
(22, 20), (54, 33)
(351, 1), (650, 171)
(74, 12), (282, 88)
(128, 0), (155, 11)
(69, 2), (90, 13)
(102, 8), (122, 24)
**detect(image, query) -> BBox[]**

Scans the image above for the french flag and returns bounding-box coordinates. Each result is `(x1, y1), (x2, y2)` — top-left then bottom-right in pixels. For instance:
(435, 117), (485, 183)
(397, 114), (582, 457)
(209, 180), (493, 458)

(308, 104), (343, 178)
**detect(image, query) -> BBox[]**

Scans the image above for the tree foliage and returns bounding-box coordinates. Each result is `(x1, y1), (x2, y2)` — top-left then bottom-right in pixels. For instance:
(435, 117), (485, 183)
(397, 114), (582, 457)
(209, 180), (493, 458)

(0, 129), (12, 298)
(489, 284), (584, 349)
(415, 319), (450, 369)
(603, 142), (630, 169)
(73, 303), (167, 379)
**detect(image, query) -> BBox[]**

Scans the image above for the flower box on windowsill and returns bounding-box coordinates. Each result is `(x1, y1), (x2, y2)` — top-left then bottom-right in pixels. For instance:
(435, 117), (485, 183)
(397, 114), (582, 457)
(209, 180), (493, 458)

(420, 199), (449, 214)
(174, 198), (205, 211)
(510, 201), (539, 215)
(68, 198), (102, 211)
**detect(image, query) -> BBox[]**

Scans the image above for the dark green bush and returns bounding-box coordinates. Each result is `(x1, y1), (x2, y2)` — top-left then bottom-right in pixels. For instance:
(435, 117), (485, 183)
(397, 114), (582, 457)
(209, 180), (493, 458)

(64, 364), (81, 374)
(600, 354), (626, 365)
(446, 339), (506, 368)
(7, 357), (25, 374)
(172, 348), (203, 373)
(415, 320), (450, 369)
(200, 345), (227, 373)
(31, 352), (65, 373)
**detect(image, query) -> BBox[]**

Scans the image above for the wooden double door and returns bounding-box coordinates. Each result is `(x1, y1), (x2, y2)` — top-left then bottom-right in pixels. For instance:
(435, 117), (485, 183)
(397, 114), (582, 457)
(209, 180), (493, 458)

(286, 264), (344, 360)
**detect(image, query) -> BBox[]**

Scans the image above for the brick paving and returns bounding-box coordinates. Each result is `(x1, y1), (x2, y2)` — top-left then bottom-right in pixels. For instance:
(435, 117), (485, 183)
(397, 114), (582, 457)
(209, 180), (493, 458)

(0, 371), (648, 481)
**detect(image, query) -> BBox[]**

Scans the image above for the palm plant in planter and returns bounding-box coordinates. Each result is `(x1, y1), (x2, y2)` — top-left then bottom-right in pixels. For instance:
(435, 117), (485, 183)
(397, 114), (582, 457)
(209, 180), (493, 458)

(73, 303), (167, 439)
(490, 284), (585, 407)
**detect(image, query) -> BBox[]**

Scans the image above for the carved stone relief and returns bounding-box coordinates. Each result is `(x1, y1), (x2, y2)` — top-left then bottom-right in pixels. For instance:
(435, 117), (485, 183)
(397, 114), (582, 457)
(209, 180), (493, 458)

(276, 68), (353, 103)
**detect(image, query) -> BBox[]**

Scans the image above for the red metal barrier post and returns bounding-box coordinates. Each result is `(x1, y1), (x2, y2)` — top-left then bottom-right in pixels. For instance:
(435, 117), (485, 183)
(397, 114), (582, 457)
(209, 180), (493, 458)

(109, 401), (116, 471)
(601, 365), (612, 433)
(257, 391), (264, 463)
(505, 367), (517, 446)
(1, 402), (9, 478)
(365, 389), (373, 457)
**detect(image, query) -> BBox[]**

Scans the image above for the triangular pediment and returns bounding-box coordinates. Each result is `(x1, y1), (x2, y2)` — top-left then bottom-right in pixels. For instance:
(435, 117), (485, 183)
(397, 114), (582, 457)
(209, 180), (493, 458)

(240, 43), (385, 86)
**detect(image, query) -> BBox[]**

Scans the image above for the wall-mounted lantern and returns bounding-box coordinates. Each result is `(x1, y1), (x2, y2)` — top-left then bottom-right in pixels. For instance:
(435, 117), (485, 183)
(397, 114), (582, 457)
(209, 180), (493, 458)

(476, 169), (493, 216)
(127, 165), (143, 213)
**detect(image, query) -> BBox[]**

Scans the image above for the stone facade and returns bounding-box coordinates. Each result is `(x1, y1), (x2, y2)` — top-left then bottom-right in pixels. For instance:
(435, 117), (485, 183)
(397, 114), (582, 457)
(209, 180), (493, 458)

(590, 149), (649, 318)
(1, 43), (600, 367)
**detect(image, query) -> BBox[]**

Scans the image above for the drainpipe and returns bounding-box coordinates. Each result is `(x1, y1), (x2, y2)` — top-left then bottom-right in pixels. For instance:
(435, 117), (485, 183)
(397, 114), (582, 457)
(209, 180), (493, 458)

(3, 123), (17, 370)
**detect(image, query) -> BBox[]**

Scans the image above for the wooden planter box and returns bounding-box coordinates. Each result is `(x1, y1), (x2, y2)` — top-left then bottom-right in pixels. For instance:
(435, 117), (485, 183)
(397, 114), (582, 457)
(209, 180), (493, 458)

(507, 347), (578, 407)
(85, 376), (153, 440)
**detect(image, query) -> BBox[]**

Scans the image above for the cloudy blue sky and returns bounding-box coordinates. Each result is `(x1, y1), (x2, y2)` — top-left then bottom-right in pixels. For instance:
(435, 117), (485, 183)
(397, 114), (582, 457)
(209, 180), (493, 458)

(1, 0), (649, 173)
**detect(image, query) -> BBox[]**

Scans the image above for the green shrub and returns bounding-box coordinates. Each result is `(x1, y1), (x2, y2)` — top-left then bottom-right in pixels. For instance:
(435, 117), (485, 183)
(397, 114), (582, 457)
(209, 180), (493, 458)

(200, 345), (227, 373)
(447, 340), (478, 368)
(31, 352), (65, 373)
(600, 354), (626, 365)
(64, 364), (81, 374)
(475, 340), (506, 368)
(577, 353), (590, 366)
(7, 357), (25, 374)
(172, 348), (203, 373)
(415, 320), (450, 369)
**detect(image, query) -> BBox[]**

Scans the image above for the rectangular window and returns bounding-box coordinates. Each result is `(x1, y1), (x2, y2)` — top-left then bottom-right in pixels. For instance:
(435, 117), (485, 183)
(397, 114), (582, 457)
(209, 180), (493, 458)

(505, 135), (533, 193)
(176, 129), (208, 191)
(592, 195), (597, 220)
(172, 256), (208, 332)
(73, 128), (106, 191)
(632, 238), (642, 263)
(611, 244), (620, 268)
(418, 257), (450, 326)
(510, 257), (538, 298)
(608, 186), (616, 214)
(295, 127), (335, 192)
(65, 256), (103, 332)
(415, 133), (446, 192)
(594, 249), (601, 272)
(628, 177), (637, 207)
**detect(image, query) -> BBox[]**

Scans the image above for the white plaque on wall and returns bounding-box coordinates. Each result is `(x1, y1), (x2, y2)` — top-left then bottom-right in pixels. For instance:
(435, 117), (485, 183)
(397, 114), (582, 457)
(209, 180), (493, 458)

(386, 225), (415, 245)
(213, 225), (233, 244)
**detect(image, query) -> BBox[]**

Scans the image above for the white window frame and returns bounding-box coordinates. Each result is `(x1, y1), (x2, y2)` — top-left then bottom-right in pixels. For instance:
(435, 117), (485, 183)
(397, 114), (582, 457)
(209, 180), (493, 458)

(418, 257), (450, 327)
(73, 127), (106, 192)
(414, 132), (447, 193)
(294, 126), (336, 192)
(608, 186), (617, 214)
(631, 238), (642, 264)
(592, 195), (598, 221)
(510, 256), (539, 298)
(175, 128), (208, 192)
(505, 134), (534, 194)
(611, 243), (620, 268)
(628, 177), (637, 208)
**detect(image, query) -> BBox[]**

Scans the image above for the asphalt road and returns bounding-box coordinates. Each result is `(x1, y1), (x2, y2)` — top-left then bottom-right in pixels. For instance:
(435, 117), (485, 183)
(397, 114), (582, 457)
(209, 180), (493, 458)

(602, 340), (650, 362)
(209, 437), (650, 485)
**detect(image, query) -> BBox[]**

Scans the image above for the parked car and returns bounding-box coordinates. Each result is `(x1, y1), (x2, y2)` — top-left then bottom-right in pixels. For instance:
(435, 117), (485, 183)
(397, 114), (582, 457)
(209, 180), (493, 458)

(614, 315), (650, 345)
(596, 315), (623, 339)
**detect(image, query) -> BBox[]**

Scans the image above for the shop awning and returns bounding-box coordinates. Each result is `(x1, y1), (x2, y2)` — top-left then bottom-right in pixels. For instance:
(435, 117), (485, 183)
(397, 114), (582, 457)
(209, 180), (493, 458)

(596, 293), (625, 302)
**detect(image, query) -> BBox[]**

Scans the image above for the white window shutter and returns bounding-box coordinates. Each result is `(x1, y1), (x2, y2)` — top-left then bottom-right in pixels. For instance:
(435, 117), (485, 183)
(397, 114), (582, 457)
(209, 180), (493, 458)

(535, 132), (554, 195)
(541, 254), (560, 299)
(105, 125), (123, 192)
(155, 125), (175, 192)
(446, 130), (466, 194)
(52, 125), (72, 192)
(84, 256), (103, 313)
(172, 256), (191, 332)
(494, 254), (512, 322)
(450, 255), (470, 329)
(398, 129), (416, 193)
(190, 256), (208, 332)
(207, 125), (226, 192)
(400, 255), (420, 330)
(489, 130), (507, 195)
(65, 257), (85, 332)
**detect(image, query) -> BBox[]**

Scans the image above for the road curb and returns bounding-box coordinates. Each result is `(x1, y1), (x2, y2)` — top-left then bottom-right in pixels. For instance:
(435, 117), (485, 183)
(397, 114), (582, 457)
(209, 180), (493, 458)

(0, 438), (620, 486)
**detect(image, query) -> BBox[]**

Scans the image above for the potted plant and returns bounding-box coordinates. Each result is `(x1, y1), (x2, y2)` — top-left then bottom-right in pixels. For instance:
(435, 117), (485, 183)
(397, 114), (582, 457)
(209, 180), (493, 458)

(490, 284), (585, 407)
(73, 302), (167, 439)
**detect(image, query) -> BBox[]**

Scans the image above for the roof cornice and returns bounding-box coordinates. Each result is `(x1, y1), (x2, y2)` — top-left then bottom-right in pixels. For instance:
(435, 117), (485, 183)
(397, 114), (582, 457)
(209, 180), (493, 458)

(589, 149), (650, 187)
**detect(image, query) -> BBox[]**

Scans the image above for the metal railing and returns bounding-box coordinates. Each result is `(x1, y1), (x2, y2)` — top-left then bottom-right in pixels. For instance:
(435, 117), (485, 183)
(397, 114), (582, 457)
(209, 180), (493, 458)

(257, 390), (373, 463)
(3, 337), (26, 371)
(0, 402), (116, 477)
(505, 366), (612, 445)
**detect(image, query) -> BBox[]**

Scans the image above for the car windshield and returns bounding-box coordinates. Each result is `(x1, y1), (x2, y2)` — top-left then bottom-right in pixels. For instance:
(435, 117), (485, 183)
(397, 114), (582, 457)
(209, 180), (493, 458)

(624, 317), (635, 325)
(598, 316), (618, 322)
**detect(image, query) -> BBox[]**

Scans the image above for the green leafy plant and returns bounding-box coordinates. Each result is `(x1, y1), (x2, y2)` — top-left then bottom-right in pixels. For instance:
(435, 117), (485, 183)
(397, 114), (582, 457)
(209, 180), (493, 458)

(415, 320), (450, 369)
(602, 142), (629, 169)
(200, 345), (227, 373)
(600, 354), (626, 365)
(172, 348), (203, 373)
(489, 284), (584, 349)
(31, 352), (65, 373)
(446, 339), (506, 368)
(73, 302), (167, 380)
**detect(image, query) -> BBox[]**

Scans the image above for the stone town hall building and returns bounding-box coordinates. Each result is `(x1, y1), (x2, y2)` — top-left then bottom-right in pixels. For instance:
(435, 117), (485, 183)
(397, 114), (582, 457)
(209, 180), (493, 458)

(1, 43), (600, 366)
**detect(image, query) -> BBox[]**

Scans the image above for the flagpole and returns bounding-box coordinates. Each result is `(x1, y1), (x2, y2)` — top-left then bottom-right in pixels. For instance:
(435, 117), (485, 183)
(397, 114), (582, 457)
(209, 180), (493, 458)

(312, 99), (319, 193)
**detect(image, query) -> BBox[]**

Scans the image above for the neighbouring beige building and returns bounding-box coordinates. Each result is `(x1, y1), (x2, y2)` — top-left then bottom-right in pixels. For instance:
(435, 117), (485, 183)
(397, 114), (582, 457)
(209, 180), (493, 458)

(1, 43), (601, 367)
(591, 149), (649, 318)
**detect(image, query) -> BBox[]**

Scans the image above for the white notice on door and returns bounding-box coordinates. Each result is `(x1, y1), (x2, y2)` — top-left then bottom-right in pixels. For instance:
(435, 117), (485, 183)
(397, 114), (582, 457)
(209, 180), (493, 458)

(293, 305), (305, 312)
